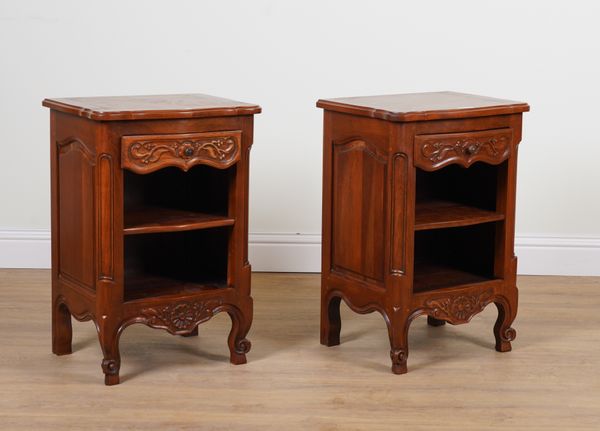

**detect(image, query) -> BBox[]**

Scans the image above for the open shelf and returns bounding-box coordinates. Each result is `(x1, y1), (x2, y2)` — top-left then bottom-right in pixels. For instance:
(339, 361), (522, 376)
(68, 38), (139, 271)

(413, 262), (493, 293)
(123, 165), (231, 236)
(124, 207), (235, 235)
(415, 162), (504, 232)
(415, 200), (504, 231)
(124, 223), (230, 302)
(413, 223), (498, 294)
(124, 273), (226, 302)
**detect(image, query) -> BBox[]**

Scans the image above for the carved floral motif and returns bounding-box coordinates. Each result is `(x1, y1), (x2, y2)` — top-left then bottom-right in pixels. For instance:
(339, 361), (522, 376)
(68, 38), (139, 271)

(422, 135), (507, 162)
(130, 137), (236, 165)
(140, 299), (223, 334)
(122, 131), (241, 173)
(424, 289), (493, 324)
(415, 130), (512, 170)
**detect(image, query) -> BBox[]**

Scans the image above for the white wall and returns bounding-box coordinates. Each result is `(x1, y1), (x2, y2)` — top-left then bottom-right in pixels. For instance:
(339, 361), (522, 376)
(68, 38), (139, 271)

(1, 0), (599, 274)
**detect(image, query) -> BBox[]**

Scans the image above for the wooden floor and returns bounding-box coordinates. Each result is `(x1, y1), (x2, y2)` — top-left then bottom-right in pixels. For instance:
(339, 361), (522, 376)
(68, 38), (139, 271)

(1, 270), (599, 430)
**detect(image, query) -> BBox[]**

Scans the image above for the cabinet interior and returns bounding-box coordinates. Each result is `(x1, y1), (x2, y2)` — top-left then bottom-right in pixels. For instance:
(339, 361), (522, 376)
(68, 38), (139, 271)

(413, 161), (505, 293)
(122, 165), (234, 301)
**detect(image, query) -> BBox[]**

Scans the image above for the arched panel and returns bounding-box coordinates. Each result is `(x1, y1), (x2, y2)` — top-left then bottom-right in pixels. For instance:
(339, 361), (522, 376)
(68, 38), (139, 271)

(57, 138), (96, 291)
(331, 138), (387, 283)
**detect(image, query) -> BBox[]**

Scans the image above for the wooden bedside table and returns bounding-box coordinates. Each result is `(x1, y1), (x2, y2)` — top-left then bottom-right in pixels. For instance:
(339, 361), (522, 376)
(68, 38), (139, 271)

(43, 94), (260, 385)
(317, 92), (529, 374)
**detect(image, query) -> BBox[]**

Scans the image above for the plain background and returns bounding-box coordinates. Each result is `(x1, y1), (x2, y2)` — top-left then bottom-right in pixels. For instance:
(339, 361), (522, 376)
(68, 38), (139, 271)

(0, 0), (599, 274)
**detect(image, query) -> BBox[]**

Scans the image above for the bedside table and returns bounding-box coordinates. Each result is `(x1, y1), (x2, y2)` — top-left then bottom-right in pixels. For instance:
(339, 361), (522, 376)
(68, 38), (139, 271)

(43, 94), (260, 385)
(317, 92), (529, 374)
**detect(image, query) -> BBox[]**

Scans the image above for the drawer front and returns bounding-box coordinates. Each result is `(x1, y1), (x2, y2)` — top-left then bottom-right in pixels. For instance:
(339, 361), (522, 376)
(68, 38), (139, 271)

(414, 128), (512, 171)
(121, 130), (241, 174)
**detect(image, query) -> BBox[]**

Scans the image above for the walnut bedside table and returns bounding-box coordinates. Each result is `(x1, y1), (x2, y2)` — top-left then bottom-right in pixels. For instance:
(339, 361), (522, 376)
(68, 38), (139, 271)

(43, 94), (260, 385)
(317, 92), (529, 374)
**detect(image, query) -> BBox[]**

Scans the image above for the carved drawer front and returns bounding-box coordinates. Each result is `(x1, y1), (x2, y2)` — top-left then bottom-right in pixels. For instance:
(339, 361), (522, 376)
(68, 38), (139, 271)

(121, 130), (241, 174)
(414, 128), (512, 171)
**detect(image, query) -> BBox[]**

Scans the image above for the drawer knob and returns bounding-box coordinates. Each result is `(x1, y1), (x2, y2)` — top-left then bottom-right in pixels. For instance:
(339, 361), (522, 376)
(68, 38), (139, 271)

(183, 147), (194, 157)
(465, 144), (478, 155)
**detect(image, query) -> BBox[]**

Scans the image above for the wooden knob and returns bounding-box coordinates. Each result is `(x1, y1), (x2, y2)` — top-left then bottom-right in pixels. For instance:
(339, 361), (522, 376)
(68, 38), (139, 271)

(465, 144), (478, 155)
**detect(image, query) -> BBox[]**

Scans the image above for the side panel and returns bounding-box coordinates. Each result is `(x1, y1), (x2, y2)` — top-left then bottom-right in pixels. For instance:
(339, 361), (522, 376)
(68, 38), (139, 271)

(54, 113), (98, 291)
(328, 113), (391, 285)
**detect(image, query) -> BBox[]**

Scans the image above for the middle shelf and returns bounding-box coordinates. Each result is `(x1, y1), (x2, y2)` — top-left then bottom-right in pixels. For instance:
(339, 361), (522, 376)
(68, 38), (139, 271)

(123, 164), (233, 236)
(124, 207), (234, 235)
(415, 161), (506, 232)
(415, 200), (504, 231)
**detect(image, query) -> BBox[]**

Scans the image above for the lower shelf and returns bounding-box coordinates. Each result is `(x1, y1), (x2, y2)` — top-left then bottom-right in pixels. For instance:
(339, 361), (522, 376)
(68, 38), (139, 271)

(413, 262), (496, 294)
(124, 274), (226, 302)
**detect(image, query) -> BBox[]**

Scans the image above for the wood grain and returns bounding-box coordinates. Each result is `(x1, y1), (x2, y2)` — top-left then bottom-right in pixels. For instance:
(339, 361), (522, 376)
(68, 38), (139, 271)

(121, 130), (241, 174)
(43, 94), (261, 121)
(1, 270), (599, 430)
(319, 94), (524, 374)
(414, 128), (512, 171)
(46, 94), (257, 384)
(317, 91), (529, 122)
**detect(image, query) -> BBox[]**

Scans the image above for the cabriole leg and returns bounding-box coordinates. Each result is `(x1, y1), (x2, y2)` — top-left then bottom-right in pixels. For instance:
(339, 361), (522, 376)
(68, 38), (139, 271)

(387, 315), (410, 374)
(494, 300), (517, 352)
(97, 322), (122, 386)
(320, 295), (342, 347)
(227, 306), (252, 365)
(52, 300), (73, 355)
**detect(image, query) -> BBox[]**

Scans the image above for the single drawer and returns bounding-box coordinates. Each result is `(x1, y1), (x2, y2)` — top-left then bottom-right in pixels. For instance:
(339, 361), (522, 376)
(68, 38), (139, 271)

(414, 128), (512, 171)
(121, 130), (241, 174)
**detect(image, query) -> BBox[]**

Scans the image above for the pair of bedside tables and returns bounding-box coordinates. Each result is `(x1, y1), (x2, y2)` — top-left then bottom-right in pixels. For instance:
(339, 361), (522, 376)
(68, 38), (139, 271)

(43, 91), (528, 384)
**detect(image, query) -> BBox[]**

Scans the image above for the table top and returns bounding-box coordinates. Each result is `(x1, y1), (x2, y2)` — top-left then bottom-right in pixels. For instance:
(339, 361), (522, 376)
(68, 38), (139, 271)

(316, 91), (529, 122)
(42, 93), (261, 121)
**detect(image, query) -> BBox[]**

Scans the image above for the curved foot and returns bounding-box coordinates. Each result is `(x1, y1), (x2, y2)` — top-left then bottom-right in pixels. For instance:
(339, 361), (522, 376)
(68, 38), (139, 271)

(427, 316), (446, 327)
(230, 338), (251, 365)
(52, 300), (73, 355)
(320, 295), (341, 347)
(390, 349), (408, 374)
(97, 320), (122, 386)
(494, 300), (517, 352)
(102, 359), (120, 386)
(387, 313), (410, 375)
(226, 305), (252, 365)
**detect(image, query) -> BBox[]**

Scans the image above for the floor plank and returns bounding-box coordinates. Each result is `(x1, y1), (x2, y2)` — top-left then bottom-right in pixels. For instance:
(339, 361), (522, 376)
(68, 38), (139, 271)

(0, 270), (599, 430)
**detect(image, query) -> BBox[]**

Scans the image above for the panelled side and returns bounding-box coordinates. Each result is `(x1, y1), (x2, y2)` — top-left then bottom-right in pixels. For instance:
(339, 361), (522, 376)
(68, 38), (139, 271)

(329, 113), (391, 285)
(53, 112), (98, 292)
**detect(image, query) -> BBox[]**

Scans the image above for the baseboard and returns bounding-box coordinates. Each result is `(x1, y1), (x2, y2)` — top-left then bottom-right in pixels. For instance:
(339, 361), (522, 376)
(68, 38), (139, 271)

(249, 233), (322, 272)
(0, 229), (598, 276)
(0, 229), (51, 269)
(515, 235), (600, 276)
